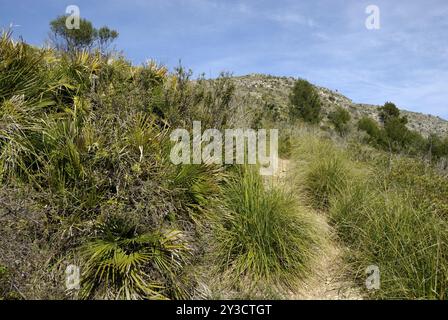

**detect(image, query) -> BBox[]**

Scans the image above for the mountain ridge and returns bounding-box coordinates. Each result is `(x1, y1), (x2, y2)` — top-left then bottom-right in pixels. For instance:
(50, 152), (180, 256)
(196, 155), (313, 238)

(231, 73), (448, 137)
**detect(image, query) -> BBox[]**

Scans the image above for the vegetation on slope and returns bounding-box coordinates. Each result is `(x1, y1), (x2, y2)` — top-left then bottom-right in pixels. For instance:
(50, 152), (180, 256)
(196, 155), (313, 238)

(292, 134), (448, 299)
(0, 29), (318, 300)
(1, 14), (448, 300)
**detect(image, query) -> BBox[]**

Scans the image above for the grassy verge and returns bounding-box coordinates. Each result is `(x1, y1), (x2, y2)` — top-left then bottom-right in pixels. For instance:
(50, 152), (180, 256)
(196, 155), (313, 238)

(293, 134), (448, 299)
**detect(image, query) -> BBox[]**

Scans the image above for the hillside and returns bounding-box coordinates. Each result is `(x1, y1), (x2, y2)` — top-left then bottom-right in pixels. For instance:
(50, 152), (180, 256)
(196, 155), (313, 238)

(1, 31), (448, 301)
(232, 74), (448, 137)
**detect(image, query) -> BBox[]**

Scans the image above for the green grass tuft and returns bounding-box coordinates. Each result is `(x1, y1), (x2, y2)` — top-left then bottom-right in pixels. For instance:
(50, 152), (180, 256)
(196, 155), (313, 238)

(213, 166), (319, 292)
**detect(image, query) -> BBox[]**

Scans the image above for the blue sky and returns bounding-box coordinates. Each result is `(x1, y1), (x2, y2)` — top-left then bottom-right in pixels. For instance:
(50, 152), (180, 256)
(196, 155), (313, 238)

(1, 0), (447, 118)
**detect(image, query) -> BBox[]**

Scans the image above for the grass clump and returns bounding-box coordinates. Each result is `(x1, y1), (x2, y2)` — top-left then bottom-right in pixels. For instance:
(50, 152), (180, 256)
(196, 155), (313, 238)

(292, 135), (354, 210)
(330, 187), (448, 299)
(303, 156), (350, 209)
(213, 166), (318, 293)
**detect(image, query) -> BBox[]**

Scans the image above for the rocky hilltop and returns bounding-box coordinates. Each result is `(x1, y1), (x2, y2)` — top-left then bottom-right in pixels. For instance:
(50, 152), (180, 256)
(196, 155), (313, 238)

(232, 74), (448, 137)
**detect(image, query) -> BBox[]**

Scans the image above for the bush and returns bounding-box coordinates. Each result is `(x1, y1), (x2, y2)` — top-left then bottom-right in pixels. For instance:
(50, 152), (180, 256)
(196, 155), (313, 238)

(289, 79), (321, 124)
(379, 101), (400, 124)
(0, 32), (63, 109)
(427, 134), (448, 160)
(0, 31), (232, 299)
(328, 106), (351, 136)
(358, 116), (382, 142)
(358, 112), (426, 154)
(213, 166), (318, 291)
(79, 213), (190, 300)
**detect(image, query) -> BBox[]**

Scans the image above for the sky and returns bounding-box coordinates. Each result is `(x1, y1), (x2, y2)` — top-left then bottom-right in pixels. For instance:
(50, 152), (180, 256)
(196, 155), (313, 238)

(1, 0), (447, 118)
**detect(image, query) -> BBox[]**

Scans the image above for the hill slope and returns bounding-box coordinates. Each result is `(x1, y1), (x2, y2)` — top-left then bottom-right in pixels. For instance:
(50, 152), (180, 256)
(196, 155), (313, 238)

(232, 74), (448, 137)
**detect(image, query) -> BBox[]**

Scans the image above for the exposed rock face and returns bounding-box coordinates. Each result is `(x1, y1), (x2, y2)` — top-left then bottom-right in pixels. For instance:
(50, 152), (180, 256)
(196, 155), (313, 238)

(231, 74), (448, 137)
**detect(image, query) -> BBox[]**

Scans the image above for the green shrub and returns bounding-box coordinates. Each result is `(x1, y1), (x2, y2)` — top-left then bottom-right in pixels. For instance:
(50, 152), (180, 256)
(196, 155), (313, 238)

(0, 31), (64, 109)
(427, 134), (448, 160)
(379, 101), (400, 124)
(58, 50), (102, 96)
(358, 116), (383, 144)
(289, 79), (321, 124)
(79, 213), (190, 300)
(383, 117), (409, 148)
(168, 163), (223, 225)
(0, 31), (234, 300)
(358, 112), (426, 154)
(328, 106), (351, 136)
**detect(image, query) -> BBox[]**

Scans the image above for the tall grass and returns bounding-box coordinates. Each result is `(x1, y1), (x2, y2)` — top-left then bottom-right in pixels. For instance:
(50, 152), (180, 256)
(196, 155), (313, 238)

(294, 135), (448, 299)
(330, 186), (448, 299)
(292, 134), (355, 210)
(213, 166), (319, 292)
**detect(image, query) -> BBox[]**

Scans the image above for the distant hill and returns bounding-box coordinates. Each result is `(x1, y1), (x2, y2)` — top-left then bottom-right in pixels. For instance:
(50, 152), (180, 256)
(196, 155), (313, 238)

(231, 74), (448, 137)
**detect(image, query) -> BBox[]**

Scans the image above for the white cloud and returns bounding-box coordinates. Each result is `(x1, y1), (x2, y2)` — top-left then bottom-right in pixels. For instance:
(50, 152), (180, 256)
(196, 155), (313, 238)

(268, 12), (315, 27)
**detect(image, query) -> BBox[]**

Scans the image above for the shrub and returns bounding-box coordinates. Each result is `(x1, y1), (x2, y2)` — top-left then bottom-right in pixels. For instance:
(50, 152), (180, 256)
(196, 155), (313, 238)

(427, 134), (448, 160)
(289, 79), (321, 124)
(328, 106), (351, 136)
(358, 116), (383, 143)
(379, 101), (400, 124)
(0, 31), (63, 109)
(383, 117), (425, 153)
(58, 50), (102, 96)
(79, 213), (189, 300)
(0, 31), (235, 300)
(168, 163), (223, 225)
(358, 113), (426, 154)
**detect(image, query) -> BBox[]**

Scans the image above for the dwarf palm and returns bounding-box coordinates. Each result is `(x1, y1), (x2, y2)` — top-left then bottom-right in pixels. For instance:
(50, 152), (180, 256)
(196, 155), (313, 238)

(79, 214), (189, 300)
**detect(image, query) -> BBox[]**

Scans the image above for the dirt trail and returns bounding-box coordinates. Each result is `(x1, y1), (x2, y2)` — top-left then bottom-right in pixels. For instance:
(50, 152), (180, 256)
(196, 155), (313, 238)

(292, 214), (363, 300)
(271, 158), (363, 300)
